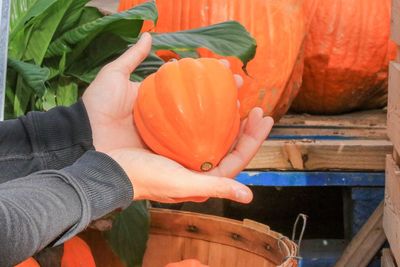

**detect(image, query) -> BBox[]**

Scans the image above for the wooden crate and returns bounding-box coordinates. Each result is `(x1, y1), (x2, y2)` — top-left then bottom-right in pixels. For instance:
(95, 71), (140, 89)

(383, 154), (400, 265)
(381, 248), (397, 267)
(388, 62), (400, 155)
(248, 110), (391, 172)
(383, 3), (400, 263)
(392, 0), (400, 46)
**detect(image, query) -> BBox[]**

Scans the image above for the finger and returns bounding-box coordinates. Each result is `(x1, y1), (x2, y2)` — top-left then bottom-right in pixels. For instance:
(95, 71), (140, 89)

(219, 59), (230, 68)
(211, 108), (274, 178)
(185, 174), (253, 203)
(170, 197), (210, 203)
(234, 74), (243, 89)
(107, 32), (152, 75)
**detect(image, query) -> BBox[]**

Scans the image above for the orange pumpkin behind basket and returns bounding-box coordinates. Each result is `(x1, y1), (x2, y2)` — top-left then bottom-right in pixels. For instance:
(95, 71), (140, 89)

(61, 237), (96, 267)
(134, 58), (240, 171)
(15, 258), (40, 267)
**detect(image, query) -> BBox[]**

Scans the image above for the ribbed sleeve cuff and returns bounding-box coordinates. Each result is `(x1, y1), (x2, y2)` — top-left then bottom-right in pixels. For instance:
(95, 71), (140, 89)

(55, 151), (133, 244)
(20, 99), (94, 168)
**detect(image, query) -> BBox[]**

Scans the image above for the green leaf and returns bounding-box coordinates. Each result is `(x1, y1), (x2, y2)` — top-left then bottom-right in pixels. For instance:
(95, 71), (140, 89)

(8, 0), (57, 60)
(105, 201), (150, 267)
(55, 0), (91, 36)
(133, 53), (164, 79)
(56, 81), (78, 107)
(7, 59), (50, 96)
(151, 21), (256, 66)
(9, 0), (58, 39)
(46, 1), (158, 58)
(67, 33), (129, 80)
(41, 88), (57, 111)
(14, 77), (32, 116)
(24, 0), (75, 64)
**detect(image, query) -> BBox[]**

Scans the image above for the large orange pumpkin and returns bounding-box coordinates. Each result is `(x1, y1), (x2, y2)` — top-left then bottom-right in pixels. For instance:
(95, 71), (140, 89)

(15, 258), (40, 267)
(120, 0), (313, 121)
(61, 237), (96, 267)
(291, 0), (397, 114)
(134, 58), (240, 171)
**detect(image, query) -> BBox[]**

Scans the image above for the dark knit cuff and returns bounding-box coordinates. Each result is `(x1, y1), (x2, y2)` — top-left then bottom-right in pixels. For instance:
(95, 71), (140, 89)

(55, 151), (133, 244)
(20, 99), (94, 168)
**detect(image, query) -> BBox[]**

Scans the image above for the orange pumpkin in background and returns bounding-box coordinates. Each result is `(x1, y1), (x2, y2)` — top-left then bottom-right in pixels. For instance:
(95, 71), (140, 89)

(120, 0), (316, 121)
(134, 58), (240, 171)
(291, 0), (397, 114)
(15, 258), (40, 267)
(61, 237), (96, 267)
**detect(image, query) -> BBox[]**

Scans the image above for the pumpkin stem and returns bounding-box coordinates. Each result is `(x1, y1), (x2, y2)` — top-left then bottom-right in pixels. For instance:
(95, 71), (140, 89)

(200, 162), (213, 171)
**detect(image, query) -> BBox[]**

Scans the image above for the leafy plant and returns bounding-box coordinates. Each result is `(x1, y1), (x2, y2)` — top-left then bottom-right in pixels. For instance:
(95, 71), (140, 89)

(6, 1), (256, 266)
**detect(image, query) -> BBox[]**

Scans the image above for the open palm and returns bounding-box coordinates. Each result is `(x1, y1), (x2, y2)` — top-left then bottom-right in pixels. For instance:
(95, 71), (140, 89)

(83, 33), (274, 192)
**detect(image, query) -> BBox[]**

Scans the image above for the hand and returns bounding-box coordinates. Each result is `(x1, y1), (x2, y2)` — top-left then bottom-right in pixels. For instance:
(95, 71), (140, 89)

(84, 33), (274, 204)
(107, 147), (254, 204)
(83, 32), (274, 178)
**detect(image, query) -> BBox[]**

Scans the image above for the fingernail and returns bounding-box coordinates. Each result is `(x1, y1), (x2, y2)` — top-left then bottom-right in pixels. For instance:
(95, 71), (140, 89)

(235, 189), (250, 202)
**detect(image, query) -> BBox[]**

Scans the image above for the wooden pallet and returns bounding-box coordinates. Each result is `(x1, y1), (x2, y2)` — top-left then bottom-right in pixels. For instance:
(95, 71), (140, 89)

(383, 1), (400, 265)
(248, 110), (391, 172)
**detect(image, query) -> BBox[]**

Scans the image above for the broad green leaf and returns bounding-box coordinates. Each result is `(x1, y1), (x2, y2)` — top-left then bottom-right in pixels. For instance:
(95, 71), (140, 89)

(151, 21), (256, 66)
(55, 0), (91, 36)
(14, 77), (32, 116)
(8, 0), (56, 60)
(69, 67), (101, 84)
(105, 201), (150, 267)
(67, 33), (129, 79)
(41, 88), (57, 111)
(61, 7), (105, 69)
(133, 54), (164, 79)
(7, 59), (50, 96)
(56, 81), (78, 107)
(9, 0), (57, 39)
(24, 0), (75, 64)
(46, 1), (158, 58)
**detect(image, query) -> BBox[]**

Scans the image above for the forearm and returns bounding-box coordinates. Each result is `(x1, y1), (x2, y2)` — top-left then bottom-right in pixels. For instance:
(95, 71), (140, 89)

(0, 151), (133, 266)
(0, 100), (94, 183)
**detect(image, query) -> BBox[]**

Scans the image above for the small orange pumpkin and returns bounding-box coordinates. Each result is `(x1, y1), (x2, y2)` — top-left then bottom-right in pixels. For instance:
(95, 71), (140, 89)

(61, 237), (96, 267)
(15, 258), (40, 267)
(134, 58), (240, 171)
(165, 259), (209, 267)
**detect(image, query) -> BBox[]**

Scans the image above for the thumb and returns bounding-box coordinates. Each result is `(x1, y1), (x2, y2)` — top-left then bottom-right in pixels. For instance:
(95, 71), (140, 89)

(108, 32), (152, 74)
(188, 174), (253, 203)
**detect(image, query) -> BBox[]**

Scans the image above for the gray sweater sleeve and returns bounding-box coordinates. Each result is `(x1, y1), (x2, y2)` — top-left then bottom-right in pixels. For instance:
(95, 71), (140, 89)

(0, 151), (133, 267)
(0, 99), (94, 183)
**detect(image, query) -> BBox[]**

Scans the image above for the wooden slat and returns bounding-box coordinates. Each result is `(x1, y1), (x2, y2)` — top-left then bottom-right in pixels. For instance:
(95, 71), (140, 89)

(392, 0), (400, 45)
(278, 110), (387, 129)
(388, 62), (400, 155)
(149, 208), (297, 265)
(334, 201), (386, 267)
(381, 248), (397, 267)
(271, 127), (387, 140)
(247, 139), (392, 171)
(383, 155), (400, 265)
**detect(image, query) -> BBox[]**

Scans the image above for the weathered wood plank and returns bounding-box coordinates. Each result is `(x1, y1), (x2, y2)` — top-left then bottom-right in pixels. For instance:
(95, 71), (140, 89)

(381, 248), (397, 267)
(247, 140), (392, 171)
(388, 62), (400, 155)
(383, 155), (400, 266)
(270, 127), (387, 140)
(334, 201), (386, 267)
(278, 110), (387, 129)
(392, 0), (400, 45)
